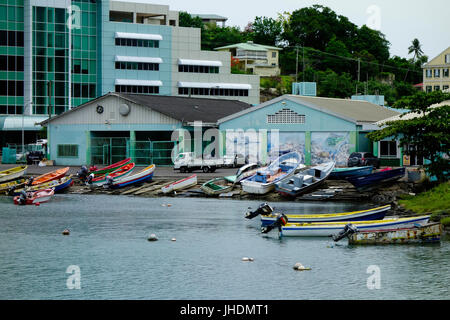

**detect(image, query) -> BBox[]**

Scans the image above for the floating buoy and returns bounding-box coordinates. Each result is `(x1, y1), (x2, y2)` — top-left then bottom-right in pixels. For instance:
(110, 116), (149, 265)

(62, 229), (70, 236)
(35, 203), (40, 206)
(293, 263), (311, 271)
(167, 204), (172, 207)
(171, 238), (176, 242)
(148, 234), (158, 241)
(242, 257), (254, 262)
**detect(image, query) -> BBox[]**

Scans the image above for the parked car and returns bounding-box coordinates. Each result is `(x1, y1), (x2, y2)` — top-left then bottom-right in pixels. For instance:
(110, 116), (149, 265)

(347, 152), (380, 169)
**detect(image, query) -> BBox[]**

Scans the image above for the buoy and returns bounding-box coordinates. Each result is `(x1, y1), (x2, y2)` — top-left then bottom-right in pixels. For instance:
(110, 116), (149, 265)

(148, 234), (158, 241)
(35, 203), (40, 206)
(293, 263), (311, 271)
(171, 238), (176, 241)
(62, 229), (70, 236)
(242, 257), (254, 262)
(167, 204), (172, 207)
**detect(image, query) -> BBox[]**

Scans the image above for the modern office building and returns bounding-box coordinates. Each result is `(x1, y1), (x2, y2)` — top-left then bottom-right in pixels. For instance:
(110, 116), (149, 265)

(0, 0), (259, 147)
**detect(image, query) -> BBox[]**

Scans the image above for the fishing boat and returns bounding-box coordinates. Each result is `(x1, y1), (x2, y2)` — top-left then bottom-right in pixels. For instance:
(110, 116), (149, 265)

(13, 188), (55, 205)
(346, 167), (406, 191)
(0, 166), (28, 183)
(329, 166), (374, 180)
(104, 164), (156, 189)
(246, 203), (391, 226)
(0, 179), (27, 193)
(32, 167), (70, 185)
(90, 158), (132, 176)
(91, 163), (135, 187)
(161, 174), (197, 194)
(346, 223), (442, 245)
(241, 152), (303, 195)
(223, 163), (266, 185)
(200, 177), (235, 196)
(275, 162), (335, 198)
(9, 176), (74, 195)
(270, 215), (430, 238)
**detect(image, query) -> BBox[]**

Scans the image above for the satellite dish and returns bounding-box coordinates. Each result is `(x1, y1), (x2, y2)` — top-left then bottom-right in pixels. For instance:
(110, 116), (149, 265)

(119, 104), (130, 116)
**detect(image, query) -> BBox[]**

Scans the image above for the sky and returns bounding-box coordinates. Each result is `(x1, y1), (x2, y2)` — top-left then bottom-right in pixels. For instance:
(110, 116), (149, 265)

(121, 0), (450, 60)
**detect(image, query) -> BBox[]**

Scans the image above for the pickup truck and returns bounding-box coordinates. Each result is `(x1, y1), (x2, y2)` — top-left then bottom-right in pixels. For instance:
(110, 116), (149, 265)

(173, 152), (224, 173)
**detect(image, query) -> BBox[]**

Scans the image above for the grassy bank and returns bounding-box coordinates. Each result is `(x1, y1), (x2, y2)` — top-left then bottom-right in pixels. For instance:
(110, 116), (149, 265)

(398, 182), (450, 224)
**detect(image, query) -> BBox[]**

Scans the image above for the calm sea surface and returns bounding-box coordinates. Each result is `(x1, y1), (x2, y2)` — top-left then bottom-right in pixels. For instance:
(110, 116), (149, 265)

(0, 194), (449, 300)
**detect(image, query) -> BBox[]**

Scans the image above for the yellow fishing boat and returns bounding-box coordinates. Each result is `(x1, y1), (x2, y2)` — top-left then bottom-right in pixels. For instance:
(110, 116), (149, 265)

(0, 179), (27, 193)
(0, 166), (28, 183)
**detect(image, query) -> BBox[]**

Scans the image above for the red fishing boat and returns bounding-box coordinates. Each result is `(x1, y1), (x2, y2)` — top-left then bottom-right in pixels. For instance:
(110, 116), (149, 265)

(90, 158), (132, 176)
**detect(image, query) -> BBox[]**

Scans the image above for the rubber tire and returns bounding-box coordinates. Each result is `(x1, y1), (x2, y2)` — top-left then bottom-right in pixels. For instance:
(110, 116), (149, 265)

(202, 167), (210, 173)
(180, 167), (187, 173)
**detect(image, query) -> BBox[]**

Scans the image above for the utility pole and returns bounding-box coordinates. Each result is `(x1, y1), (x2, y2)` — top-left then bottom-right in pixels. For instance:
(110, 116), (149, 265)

(295, 46), (299, 83)
(356, 58), (361, 95)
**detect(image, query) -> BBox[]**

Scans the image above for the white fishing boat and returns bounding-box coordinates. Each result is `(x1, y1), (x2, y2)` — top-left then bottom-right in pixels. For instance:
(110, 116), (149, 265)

(161, 174), (197, 194)
(241, 152), (303, 195)
(277, 216), (431, 237)
(105, 164), (156, 189)
(0, 166), (28, 183)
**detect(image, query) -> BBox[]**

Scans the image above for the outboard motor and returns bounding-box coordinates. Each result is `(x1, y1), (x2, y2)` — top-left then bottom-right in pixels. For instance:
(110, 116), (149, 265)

(7, 185), (17, 196)
(261, 213), (289, 234)
(77, 165), (89, 181)
(245, 203), (274, 220)
(86, 173), (94, 186)
(18, 190), (28, 205)
(26, 177), (34, 187)
(332, 224), (358, 242)
(104, 175), (114, 189)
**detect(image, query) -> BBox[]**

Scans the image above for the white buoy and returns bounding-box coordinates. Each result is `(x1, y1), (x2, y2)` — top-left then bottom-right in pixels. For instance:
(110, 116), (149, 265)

(242, 257), (254, 262)
(148, 234), (158, 241)
(293, 263), (311, 271)
(171, 238), (176, 241)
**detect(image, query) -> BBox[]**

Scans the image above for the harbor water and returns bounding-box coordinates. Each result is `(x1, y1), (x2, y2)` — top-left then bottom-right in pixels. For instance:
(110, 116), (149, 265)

(0, 194), (449, 300)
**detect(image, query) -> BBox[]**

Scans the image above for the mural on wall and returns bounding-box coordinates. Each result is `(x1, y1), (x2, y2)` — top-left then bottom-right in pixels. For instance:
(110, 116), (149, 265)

(311, 132), (353, 166)
(267, 132), (305, 162)
(225, 130), (261, 163)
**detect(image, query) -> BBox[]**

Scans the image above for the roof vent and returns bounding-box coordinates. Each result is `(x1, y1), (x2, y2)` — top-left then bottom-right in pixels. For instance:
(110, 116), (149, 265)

(119, 104), (130, 116)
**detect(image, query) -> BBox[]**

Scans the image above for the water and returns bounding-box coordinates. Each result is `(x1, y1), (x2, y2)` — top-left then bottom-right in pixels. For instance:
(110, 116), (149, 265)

(0, 194), (449, 300)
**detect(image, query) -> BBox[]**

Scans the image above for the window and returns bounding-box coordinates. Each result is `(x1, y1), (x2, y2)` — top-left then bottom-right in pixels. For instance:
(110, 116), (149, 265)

(115, 61), (159, 71)
(115, 85), (159, 94)
(425, 69), (432, 78)
(434, 85), (440, 91)
(178, 64), (220, 74)
(434, 69), (441, 78)
(446, 54), (450, 64)
(443, 69), (449, 78)
(267, 109), (306, 124)
(115, 38), (159, 48)
(426, 86), (432, 93)
(57, 145), (78, 158)
(443, 85), (449, 91)
(177, 87), (249, 97)
(272, 52), (277, 58)
(380, 141), (397, 158)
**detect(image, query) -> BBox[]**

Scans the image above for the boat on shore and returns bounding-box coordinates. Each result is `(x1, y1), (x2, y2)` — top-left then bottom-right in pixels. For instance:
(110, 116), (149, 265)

(162, 174), (197, 194)
(225, 163), (267, 185)
(104, 164), (155, 189)
(0, 166), (28, 183)
(329, 166), (374, 180)
(265, 215), (430, 237)
(275, 162), (335, 198)
(201, 177), (235, 196)
(32, 167), (69, 185)
(90, 158), (132, 176)
(13, 188), (55, 205)
(246, 203), (391, 226)
(9, 176), (74, 195)
(241, 152), (303, 195)
(347, 167), (406, 191)
(0, 179), (27, 193)
(91, 163), (135, 187)
(345, 223), (442, 245)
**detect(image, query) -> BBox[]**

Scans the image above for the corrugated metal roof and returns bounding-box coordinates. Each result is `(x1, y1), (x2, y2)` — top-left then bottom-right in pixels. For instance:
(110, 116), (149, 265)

(215, 42), (282, 52)
(191, 14), (228, 21)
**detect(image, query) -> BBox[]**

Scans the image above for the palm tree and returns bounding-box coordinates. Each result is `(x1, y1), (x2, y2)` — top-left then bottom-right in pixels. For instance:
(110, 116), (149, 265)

(408, 38), (424, 62)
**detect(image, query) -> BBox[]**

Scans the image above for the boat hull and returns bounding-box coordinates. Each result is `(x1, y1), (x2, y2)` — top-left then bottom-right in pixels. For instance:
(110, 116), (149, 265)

(32, 167), (69, 185)
(0, 179), (27, 193)
(10, 176), (73, 195)
(201, 178), (234, 196)
(260, 205), (391, 227)
(349, 223), (442, 245)
(91, 158), (132, 176)
(108, 165), (155, 189)
(162, 175), (197, 194)
(329, 166), (373, 180)
(280, 216), (430, 237)
(0, 166), (28, 183)
(91, 163), (135, 187)
(13, 188), (55, 205)
(347, 168), (406, 191)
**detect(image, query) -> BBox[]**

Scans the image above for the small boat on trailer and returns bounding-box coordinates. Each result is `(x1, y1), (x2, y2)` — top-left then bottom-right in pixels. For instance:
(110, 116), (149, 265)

(0, 179), (27, 193)
(13, 188), (55, 205)
(201, 177), (235, 196)
(0, 166), (28, 183)
(263, 215), (431, 238)
(329, 166), (373, 180)
(162, 174), (197, 194)
(9, 176), (74, 195)
(344, 223), (442, 245)
(246, 203), (392, 226)
(104, 164), (156, 189)
(275, 162), (335, 198)
(32, 167), (70, 185)
(91, 163), (135, 187)
(241, 152), (303, 195)
(90, 158), (132, 176)
(347, 167), (406, 191)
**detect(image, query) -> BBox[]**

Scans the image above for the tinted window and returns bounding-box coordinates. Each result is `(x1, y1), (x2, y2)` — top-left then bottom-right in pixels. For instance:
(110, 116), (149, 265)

(350, 153), (362, 158)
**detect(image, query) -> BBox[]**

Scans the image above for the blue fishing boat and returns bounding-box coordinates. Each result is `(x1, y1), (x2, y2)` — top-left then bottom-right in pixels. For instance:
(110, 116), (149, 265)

(104, 164), (155, 189)
(9, 175), (73, 195)
(347, 167), (406, 191)
(329, 166), (374, 180)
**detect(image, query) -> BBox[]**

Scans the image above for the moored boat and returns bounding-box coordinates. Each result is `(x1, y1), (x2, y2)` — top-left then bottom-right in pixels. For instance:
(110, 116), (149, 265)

(13, 188), (55, 205)
(90, 158), (132, 176)
(0, 179), (27, 193)
(275, 162), (335, 198)
(275, 215), (430, 238)
(241, 152), (303, 195)
(347, 167), (406, 191)
(201, 177), (234, 196)
(162, 174), (197, 194)
(32, 167), (70, 185)
(0, 166), (28, 183)
(346, 222), (442, 245)
(91, 163), (135, 187)
(329, 166), (374, 180)
(104, 164), (156, 189)
(246, 203), (391, 226)
(9, 176), (74, 195)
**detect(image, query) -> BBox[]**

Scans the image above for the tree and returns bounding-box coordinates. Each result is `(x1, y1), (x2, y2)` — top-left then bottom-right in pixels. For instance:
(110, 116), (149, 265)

(179, 11), (204, 29)
(251, 16), (283, 46)
(408, 38), (424, 62)
(368, 91), (450, 182)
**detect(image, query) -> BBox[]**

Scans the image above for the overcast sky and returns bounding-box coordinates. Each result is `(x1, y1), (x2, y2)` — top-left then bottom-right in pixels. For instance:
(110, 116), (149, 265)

(121, 0), (450, 59)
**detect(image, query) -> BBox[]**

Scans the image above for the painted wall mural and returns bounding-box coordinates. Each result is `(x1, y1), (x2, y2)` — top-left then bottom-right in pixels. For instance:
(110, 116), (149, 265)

(311, 132), (353, 166)
(267, 131), (305, 163)
(225, 130), (261, 163)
